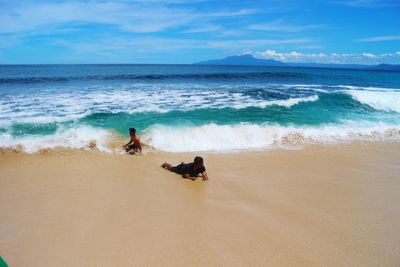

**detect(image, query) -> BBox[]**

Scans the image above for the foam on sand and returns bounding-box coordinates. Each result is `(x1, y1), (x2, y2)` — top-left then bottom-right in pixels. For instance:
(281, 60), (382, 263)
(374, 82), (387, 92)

(1, 122), (400, 154)
(0, 126), (114, 153)
(142, 122), (400, 152)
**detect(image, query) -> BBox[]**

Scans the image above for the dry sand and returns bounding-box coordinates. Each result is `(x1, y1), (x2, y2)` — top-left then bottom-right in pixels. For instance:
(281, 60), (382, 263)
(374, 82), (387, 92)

(1, 143), (400, 266)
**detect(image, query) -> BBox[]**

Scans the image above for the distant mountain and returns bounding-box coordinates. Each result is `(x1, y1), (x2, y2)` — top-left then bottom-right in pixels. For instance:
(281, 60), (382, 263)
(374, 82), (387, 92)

(368, 64), (400, 71)
(195, 54), (286, 67)
(194, 54), (400, 71)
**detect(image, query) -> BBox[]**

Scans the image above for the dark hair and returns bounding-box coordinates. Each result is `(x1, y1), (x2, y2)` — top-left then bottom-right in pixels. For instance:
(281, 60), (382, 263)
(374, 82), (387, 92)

(194, 156), (203, 165)
(129, 128), (136, 134)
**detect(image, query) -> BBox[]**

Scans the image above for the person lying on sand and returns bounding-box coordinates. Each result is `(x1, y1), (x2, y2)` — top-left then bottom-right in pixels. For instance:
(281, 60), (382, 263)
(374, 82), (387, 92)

(123, 128), (142, 154)
(161, 156), (209, 181)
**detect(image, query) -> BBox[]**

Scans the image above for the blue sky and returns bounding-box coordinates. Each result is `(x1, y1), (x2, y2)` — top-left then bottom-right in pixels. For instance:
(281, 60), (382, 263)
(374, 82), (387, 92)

(0, 0), (399, 64)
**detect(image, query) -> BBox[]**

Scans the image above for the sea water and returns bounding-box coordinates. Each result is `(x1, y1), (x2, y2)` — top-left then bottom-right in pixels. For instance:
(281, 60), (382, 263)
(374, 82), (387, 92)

(1, 64), (399, 153)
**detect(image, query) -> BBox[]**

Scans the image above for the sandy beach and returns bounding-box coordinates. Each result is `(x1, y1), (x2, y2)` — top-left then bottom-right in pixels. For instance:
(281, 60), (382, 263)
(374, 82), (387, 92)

(1, 143), (400, 266)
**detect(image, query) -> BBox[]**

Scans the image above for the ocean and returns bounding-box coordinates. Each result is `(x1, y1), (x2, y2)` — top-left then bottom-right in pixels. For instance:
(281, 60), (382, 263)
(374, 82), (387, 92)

(1, 64), (400, 153)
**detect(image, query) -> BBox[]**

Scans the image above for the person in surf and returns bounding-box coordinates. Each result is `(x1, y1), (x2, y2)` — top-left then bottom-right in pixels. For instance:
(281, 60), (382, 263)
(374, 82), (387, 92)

(161, 156), (209, 181)
(123, 128), (143, 154)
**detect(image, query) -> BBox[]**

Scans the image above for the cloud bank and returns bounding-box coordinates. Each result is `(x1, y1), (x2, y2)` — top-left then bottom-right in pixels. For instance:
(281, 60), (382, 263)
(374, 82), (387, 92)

(253, 50), (400, 64)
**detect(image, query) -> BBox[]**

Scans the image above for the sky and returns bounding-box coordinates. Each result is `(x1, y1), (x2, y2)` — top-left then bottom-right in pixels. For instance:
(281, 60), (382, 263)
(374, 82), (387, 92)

(0, 0), (399, 64)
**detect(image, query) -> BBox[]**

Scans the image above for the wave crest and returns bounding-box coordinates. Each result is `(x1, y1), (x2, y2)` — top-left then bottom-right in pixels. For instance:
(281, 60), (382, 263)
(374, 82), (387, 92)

(142, 123), (400, 152)
(0, 126), (114, 153)
(347, 90), (400, 113)
(2, 122), (400, 153)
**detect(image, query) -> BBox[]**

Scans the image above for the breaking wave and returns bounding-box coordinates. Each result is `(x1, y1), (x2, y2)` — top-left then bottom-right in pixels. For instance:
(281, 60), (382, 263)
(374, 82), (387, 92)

(0, 126), (114, 153)
(2, 123), (400, 153)
(347, 90), (400, 113)
(142, 123), (400, 152)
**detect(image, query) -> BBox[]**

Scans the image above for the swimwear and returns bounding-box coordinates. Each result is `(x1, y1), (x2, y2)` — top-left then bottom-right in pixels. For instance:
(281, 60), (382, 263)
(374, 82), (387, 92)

(126, 143), (140, 152)
(170, 163), (206, 177)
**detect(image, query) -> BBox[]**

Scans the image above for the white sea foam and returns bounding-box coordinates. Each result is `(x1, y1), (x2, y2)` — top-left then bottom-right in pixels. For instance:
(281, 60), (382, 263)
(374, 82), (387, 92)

(0, 126), (113, 153)
(2, 82), (400, 153)
(141, 122), (400, 152)
(2, 83), (398, 126)
(347, 90), (400, 112)
(231, 95), (318, 109)
(1, 122), (399, 153)
(0, 84), (321, 125)
(337, 85), (400, 91)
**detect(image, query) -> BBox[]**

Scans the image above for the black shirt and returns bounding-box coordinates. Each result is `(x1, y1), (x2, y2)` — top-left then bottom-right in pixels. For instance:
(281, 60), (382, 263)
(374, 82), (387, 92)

(171, 163), (206, 177)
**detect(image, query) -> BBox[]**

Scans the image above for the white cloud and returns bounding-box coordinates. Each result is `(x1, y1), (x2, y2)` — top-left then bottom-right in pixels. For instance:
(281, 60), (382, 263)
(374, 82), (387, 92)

(0, 1), (258, 34)
(260, 49), (282, 58)
(361, 53), (376, 58)
(183, 24), (222, 33)
(248, 20), (325, 32)
(253, 49), (400, 64)
(356, 35), (400, 42)
(298, 45), (322, 50)
(255, 50), (326, 62)
(336, 0), (400, 7)
(206, 38), (312, 49)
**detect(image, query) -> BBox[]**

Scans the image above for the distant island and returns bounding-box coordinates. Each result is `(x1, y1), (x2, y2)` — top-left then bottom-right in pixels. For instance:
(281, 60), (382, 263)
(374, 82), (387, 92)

(194, 54), (400, 71)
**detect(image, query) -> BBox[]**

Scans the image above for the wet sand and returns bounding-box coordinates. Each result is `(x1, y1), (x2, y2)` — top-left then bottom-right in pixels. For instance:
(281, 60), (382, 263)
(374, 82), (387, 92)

(1, 143), (400, 266)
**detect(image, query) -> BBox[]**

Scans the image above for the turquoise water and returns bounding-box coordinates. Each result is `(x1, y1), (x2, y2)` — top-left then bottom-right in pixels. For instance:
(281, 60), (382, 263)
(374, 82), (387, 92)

(1, 65), (400, 152)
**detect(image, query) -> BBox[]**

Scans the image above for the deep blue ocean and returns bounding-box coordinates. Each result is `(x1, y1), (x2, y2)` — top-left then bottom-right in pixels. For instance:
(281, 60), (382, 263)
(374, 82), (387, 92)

(1, 64), (399, 152)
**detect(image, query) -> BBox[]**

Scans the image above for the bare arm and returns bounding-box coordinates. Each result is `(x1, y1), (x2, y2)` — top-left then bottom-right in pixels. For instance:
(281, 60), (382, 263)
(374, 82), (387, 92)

(201, 171), (209, 181)
(123, 139), (133, 148)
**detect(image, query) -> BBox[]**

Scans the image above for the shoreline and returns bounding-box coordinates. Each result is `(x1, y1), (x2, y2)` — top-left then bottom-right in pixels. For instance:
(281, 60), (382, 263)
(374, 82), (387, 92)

(1, 142), (400, 266)
(1, 139), (400, 156)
